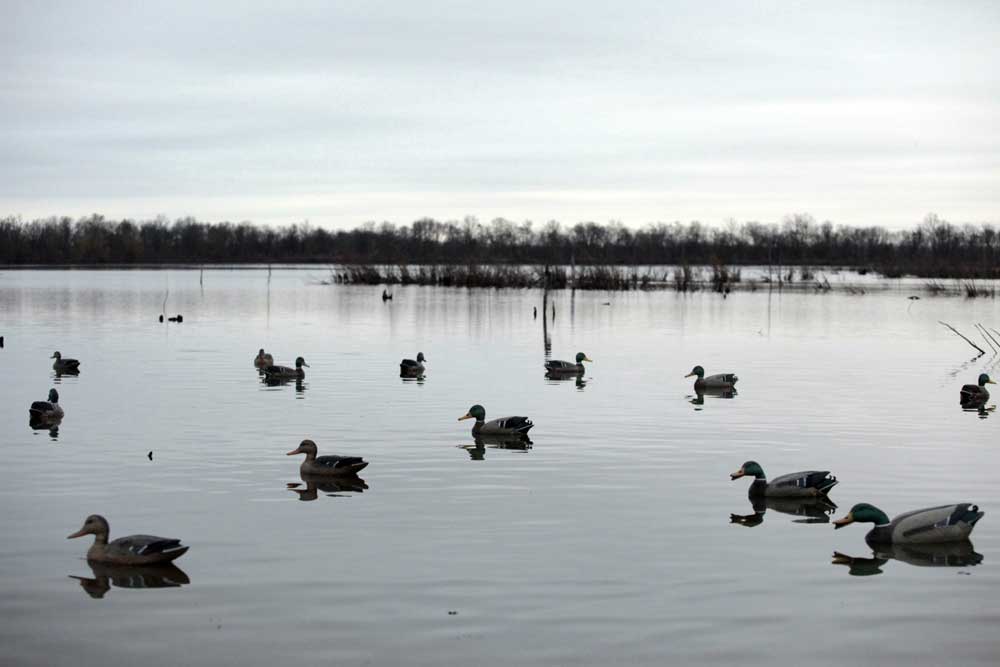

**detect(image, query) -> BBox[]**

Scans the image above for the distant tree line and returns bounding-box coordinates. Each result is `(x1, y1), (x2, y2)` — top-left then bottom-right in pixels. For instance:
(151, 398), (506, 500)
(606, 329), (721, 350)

(1, 213), (998, 277)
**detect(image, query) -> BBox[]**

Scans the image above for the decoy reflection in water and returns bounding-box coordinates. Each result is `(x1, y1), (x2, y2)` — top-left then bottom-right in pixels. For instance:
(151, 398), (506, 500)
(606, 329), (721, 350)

(286, 439), (369, 476)
(51, 352), (81, 374)
(544, 352), (592, 375)
(287, 473), (368, 500)
(458, 404), (533, 438)
(730, 495), (838, 527)
(460, 434), (533, 460)
(254, 348), (274, 369)
(29, 418), (60, 439)
(731, 461), (838, 498)
(960, 373), (995, 407)
(68, 515), (189, 565)
(685, 365), (737, 391)
(400, 352), (426, 377)
(833, 503), (984, 545)
(831, 541), (983, 577)
(70, 561), (191, 599)
(29, 388), (63, 422)
(688, 387), (737, 405)
(263, 356), (308, 380)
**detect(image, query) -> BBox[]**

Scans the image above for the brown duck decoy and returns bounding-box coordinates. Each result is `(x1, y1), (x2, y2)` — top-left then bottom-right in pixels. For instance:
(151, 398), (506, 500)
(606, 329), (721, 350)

(51, 351), (81, 373)
(254, 348), (275, 369)
(67, 515), (189, 565)
(286, 439), (368, 476)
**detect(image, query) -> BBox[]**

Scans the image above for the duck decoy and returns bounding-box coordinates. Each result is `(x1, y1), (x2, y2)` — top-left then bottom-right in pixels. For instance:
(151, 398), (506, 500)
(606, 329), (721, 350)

(254, 348), (275, 369)
(833, 503), (984, 544)
(1, 335), (4, 347)
(382, 289), (393, 301)
(51, 351), (81, 373)
(685, 365), (737, 390)
(29, 388), (64, 421)
(264, 356), (309, 380)
(67, 515), (189, 565)
(960, 373), (995, 405)
(544, 352), (592, 374)
(399, 352), (426, 376)
(730, 461), (837, 498)
(159, 314), (164, 323)
(458, 404), (533, 437)
(167, 314), (183, 322)
(286, 439), (369, 476)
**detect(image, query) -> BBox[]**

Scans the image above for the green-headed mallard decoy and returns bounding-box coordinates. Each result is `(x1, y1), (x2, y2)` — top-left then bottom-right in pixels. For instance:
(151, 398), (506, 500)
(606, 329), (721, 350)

(686, 365), (737, 390)
(833, 503), (983, 544)
(254, 348), (274, 369)
(545, 352), (592, 374)
(51, 351), (81, 373)
(286, 439), (368, 475)
(458, 404), (533, 437)
(67, 515), (188, 565)
(29, 388), (63, 420)
(731, 461), (837, 498)
(264, 356), (308, 379)
(960, 373), (995, 405)
(400, 352), (426, 376)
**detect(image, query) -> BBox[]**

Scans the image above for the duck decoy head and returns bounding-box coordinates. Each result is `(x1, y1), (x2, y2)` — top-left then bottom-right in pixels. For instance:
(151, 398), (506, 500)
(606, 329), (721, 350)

(685, 365), (705, 379)
(575, 352), (593, 363)
(730, 460), (764, 480)
(286, 439), (318, 457)
(51, 351), (61, 360)
(979, 373), (996, 387)
(458, 404), (486, 422)
(68, 514), (109, 539)
(295, 356), (309, 368)
(48, 388), (59, 403)
(833, 503), (890, 529)
(258, 348), (266, 356)
(416, 352), (426, 363)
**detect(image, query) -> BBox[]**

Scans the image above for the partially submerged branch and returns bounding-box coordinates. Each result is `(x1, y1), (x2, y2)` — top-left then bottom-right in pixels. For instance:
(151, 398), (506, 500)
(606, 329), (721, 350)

(939, 321), (986, 356)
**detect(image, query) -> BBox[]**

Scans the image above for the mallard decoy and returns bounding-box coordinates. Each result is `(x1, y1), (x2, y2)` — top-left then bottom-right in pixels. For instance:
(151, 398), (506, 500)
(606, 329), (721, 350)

(286, 439), (368, 475)
(254, 348), (274, 369)
(382, 289), (392, 301)
(67, 515), (189, 565)
(168, 314), (183, 322)
(458, 404), (533, 437)
(833, 503), (983, 544)
(545, 352), (592, 374)
(400, 352), (426, 376)
(686, 365), (737, 390)
(264, 356), (308, 379)
(29, 388), (63, 420)
(960, 373), (995, 405)
(51, 351), (81, 373)
(730, 461), (837, 498)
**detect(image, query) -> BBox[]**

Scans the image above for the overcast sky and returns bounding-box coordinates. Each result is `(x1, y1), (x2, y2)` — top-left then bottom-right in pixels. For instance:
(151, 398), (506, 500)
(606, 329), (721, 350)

(2, 1), (998, 229)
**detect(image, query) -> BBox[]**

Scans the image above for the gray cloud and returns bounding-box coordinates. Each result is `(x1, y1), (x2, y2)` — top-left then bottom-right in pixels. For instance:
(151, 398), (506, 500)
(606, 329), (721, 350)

(2, 1), (999, 227)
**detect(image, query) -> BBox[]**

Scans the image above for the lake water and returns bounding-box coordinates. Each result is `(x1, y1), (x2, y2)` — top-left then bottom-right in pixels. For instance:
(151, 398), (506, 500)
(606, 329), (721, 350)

(1, 268), (998, 666)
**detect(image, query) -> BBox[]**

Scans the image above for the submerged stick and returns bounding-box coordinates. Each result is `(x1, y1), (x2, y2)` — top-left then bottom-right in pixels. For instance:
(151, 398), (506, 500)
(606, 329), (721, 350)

(939, 321), (986, 355)
(975, 325), (997, 353)
(978, 323), (1000, 350)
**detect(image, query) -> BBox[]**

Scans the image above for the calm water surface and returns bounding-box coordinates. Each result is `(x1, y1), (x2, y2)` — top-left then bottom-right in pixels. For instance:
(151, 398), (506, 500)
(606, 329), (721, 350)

(1, 268), (998, 666)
